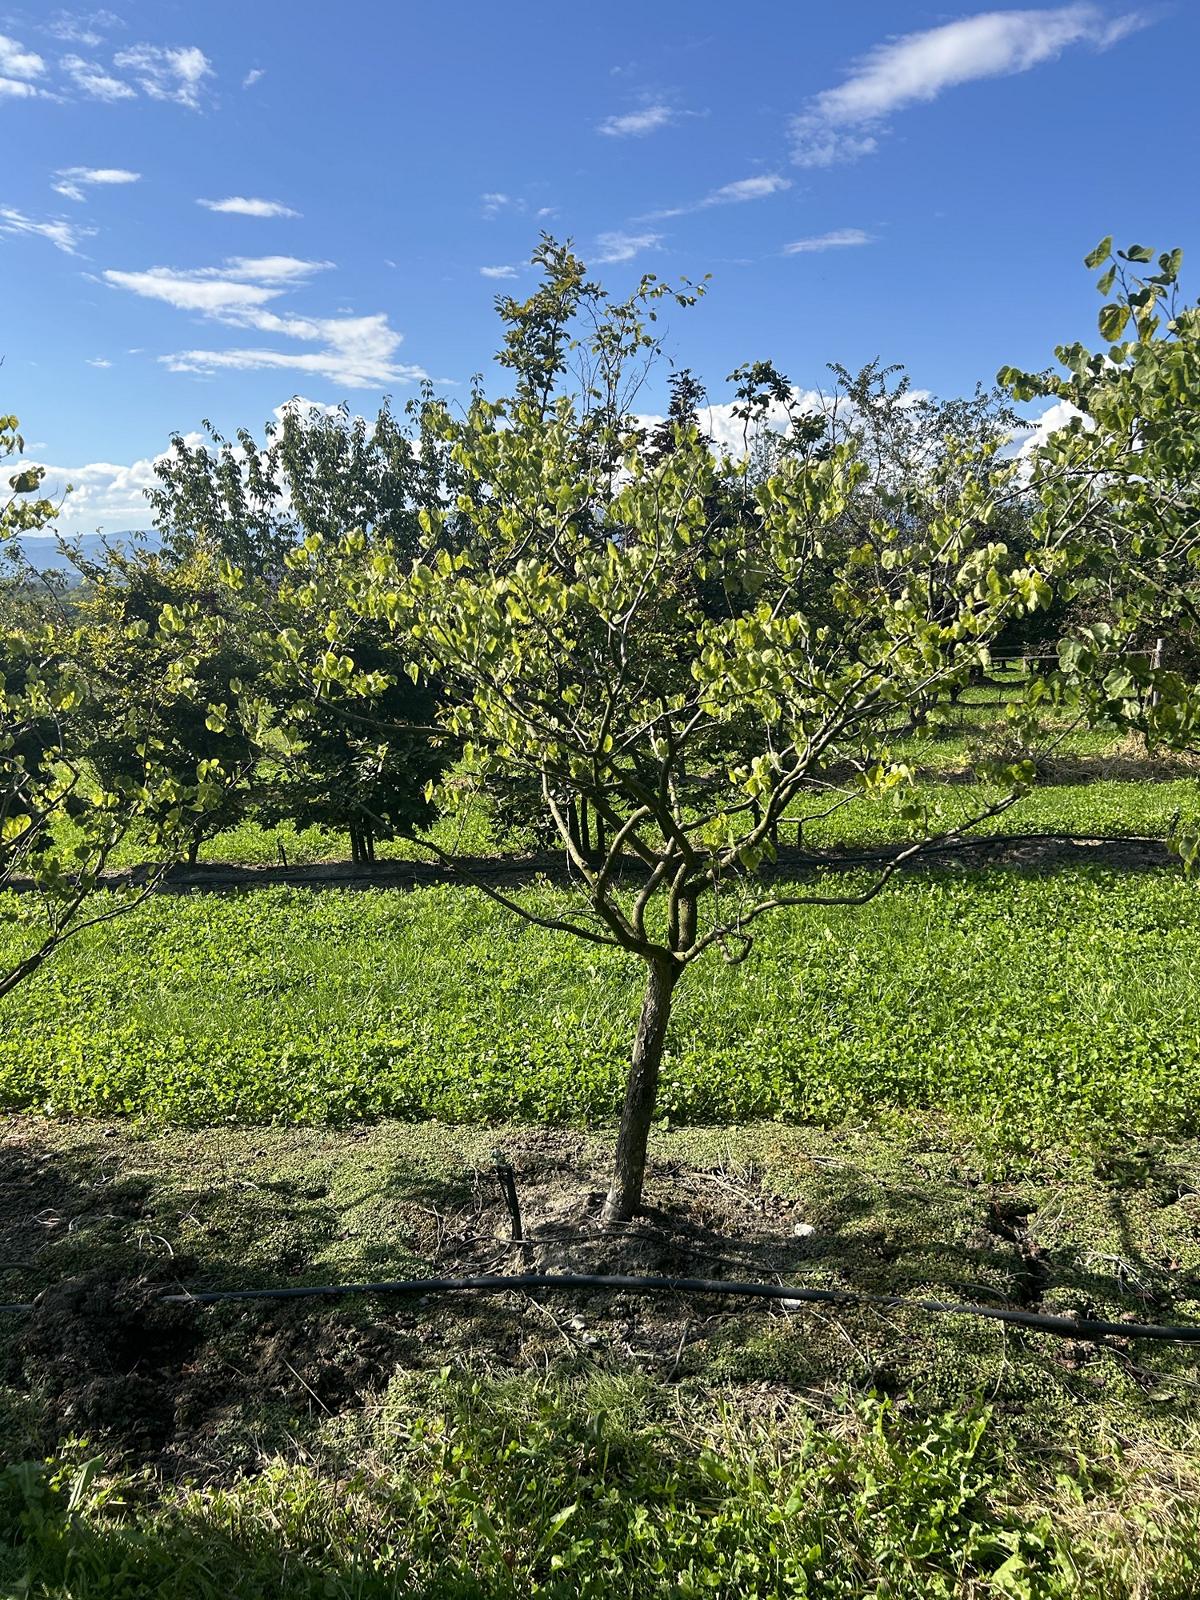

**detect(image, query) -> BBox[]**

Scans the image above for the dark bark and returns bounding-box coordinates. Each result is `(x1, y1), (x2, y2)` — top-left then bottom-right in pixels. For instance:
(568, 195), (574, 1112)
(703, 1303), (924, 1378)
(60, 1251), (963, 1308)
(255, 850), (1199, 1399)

(186, 835), (200, 868)
(602, 953), (680, 1224)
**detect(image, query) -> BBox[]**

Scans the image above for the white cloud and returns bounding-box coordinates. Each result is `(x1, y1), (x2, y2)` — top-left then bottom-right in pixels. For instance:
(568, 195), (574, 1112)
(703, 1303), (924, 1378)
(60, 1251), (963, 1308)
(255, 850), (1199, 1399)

(111, 43), (212, 109)
(481, 191), (520, 219)
(164, 313), (427, 390)
(708, 174), (790, 205)
(791, 5), (1147, 166)
(197, 195), (299, 218)
(85, 356), (111, 367)
(480, 264), (518, 279)
(0, 76), (47, 97)
(0, 207), (95, 254)
(52, 165), (140, 201)
(224, 254), (329, 283)
(1010, 398), (1089, 466)
(242, 67), (265, 88)
(105, 266), (283, 315)
(103, 253), (422, 390)
(637, 387), (831, 460)
(647, 171), (790, 219)
(594, 230), (662, 264)
(102, 255), (330, 314)
(61, 53), (134, 99)
(45, 11), (123, 47)
(0, 33), (45, 77)
(30, 447), (176, 534)
(784, 228), (873, 254)
(598, 102), (673, 136)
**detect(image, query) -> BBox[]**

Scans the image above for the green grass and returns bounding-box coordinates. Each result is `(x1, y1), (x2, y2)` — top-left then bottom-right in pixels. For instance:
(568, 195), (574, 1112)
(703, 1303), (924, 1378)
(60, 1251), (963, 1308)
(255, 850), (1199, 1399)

(6, 1381), (1199, 1599)
(2, 864), (1199, 1146)
(6, 703), (1200, 1595)
(795, 777), (1198, 848)
(135, 775), (1197, 868)
(2, 1119), (1199, 1597)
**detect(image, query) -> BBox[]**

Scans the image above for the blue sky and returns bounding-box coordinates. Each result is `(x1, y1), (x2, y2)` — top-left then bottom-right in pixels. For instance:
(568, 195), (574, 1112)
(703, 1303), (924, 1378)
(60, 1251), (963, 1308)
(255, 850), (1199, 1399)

(2, 1), (1194, 533)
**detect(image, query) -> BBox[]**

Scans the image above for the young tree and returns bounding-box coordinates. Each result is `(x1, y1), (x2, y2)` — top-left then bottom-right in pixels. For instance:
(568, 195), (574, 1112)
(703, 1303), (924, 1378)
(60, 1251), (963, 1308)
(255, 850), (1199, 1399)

(0, 413), (240, 997)
(285, 243), (1068, 1223)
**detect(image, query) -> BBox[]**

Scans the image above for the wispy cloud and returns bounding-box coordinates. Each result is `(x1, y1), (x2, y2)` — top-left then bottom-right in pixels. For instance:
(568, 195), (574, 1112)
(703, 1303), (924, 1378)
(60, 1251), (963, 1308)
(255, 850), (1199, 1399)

(103, 254), (422, 389)
(60, 53), (134, 99)
(783, 228), (873, 254)
(594, 230), (662, 264)
(45, 11), (124, 48)
(481, 191), (518, 219)
(163, 315), (426, 390)
(0, 31), (51, 96)
(197, 196), (299, 219)
(85, 355), (112, 367)
(242, 67), (265, 89)
(598, 101), (675, 137)
(480, 264), (519, 279)
(103, 256), (329, 314)
(53, 165), (140, 201)
(0, 207), (95, 254)
(111, 43), (212, 109)
(790, 5), (1147, 167)
(647, 171), (790, 220)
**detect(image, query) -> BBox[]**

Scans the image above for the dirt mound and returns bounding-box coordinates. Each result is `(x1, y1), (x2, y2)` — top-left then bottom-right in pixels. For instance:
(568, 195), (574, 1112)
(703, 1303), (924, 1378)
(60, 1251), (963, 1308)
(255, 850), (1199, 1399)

(14, 1272), (202, 1450)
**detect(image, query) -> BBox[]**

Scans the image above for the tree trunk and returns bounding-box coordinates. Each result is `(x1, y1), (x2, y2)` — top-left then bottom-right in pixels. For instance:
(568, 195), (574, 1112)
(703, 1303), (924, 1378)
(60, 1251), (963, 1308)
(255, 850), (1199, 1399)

(186, 834), (200, 868)
(602, 954), (680, 1225)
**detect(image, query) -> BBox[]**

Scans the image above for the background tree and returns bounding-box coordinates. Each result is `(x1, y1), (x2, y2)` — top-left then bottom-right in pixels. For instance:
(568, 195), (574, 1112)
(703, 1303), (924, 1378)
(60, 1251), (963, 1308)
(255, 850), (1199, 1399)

(284, 243), (1071, 1223)
(146, 396), (454, 859)
(1000, 239), (1200, 854)
(0, 412), (240, 996)
(72, 541), (262, 864)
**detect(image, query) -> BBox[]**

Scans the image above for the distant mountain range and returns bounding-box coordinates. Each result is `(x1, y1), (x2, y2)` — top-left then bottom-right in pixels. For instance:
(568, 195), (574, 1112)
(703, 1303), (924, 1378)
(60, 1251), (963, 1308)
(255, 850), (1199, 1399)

(10, 531), (160, 580)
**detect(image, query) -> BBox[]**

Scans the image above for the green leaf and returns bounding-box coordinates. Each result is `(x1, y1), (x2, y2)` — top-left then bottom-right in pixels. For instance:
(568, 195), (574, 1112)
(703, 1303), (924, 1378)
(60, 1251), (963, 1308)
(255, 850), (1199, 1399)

(1083, 235), (1113, 269)
(1098, 303), (1130, 342)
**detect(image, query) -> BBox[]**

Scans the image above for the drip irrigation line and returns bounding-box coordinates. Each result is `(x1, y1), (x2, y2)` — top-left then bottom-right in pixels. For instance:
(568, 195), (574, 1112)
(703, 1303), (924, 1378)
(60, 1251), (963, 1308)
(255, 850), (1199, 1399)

(2, 1272), (1199, 1343)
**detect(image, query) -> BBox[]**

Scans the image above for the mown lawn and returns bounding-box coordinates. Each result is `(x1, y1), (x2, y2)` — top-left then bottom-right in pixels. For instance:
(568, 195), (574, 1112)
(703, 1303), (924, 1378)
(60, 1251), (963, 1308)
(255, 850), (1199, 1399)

(1, 863), (1198, 1147)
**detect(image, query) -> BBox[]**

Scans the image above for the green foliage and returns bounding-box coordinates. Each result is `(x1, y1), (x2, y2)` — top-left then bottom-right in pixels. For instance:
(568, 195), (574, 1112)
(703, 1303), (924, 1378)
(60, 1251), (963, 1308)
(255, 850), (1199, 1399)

(148, 397), (446, 579)
(0, 411), (244, 997)
(999, 239), (1200, 815)
(72, 540), (266, 858)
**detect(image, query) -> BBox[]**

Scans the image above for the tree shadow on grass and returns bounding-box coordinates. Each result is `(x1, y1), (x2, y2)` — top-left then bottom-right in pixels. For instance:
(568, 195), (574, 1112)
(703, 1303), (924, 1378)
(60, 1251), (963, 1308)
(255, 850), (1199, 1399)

(16, 826), (1174, 904)
(2, 1124), (1198, 1481)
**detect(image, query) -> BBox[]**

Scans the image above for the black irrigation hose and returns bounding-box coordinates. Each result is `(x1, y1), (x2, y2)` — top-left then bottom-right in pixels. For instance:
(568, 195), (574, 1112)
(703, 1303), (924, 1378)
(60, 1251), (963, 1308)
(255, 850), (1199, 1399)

(2, 1272), (1199, 1343)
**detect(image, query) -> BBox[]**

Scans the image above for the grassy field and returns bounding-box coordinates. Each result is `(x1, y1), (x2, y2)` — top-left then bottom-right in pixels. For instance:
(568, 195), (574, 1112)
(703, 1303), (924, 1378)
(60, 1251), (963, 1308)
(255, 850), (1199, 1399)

(2, 1120), (1199, 1597)
(2, 697), (1199, 1595)
(1, 863), (1198, 1147)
